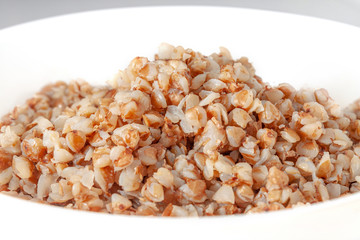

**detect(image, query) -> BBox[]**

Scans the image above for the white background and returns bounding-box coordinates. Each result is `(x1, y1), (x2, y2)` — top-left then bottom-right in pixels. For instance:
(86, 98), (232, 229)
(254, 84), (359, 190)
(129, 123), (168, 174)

(1, 5), (360, 240)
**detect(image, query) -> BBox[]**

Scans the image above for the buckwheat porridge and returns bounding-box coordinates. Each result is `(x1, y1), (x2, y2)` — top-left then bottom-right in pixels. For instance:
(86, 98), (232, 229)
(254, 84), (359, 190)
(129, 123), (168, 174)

(0, 43), (360, 217)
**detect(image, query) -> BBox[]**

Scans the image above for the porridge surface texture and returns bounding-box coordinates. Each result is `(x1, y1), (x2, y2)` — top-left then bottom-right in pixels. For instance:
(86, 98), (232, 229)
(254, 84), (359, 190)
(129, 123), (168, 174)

(1, 43), (360, 217)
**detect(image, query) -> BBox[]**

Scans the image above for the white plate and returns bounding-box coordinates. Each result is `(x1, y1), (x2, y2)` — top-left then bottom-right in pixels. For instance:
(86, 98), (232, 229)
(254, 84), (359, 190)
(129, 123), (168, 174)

(1, 6), (360, 240)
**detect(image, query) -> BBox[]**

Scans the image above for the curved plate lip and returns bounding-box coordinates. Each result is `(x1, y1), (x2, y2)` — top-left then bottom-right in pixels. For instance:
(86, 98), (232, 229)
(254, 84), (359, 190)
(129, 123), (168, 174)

(1, 186), (360, 221)
(1, 6), (360, 223)
(1, 5), (360, 34)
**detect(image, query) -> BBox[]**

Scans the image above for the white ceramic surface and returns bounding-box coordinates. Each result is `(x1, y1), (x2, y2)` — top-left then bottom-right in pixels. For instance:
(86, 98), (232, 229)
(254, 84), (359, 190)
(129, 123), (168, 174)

(1, 7), (360, 240)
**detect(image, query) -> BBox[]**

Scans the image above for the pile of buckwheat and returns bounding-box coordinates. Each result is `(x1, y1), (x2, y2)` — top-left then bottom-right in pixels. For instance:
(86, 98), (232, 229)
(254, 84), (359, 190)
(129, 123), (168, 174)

(0, 43), (360, 216)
